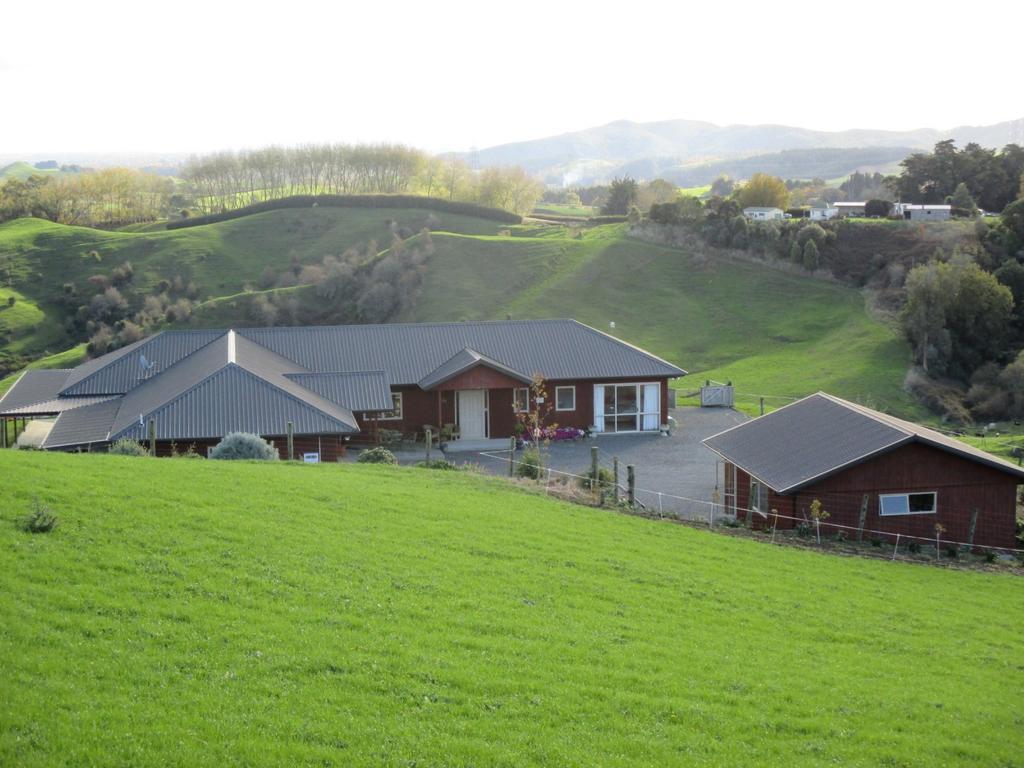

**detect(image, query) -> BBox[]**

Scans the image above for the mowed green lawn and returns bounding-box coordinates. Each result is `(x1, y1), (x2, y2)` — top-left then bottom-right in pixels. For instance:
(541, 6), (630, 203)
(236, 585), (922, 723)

(1, 451), (1021, 766)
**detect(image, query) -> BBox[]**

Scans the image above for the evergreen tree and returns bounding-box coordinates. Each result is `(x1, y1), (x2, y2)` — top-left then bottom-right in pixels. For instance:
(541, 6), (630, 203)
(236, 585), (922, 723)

(950, 182), (977, 215)
(601, 176), (639, 215)
(802, 239), (820, 271)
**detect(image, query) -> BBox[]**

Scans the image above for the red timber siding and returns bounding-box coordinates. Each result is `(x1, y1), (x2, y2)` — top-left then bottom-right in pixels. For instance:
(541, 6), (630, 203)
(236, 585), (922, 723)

(352, 377), (673, 441)
(728, 441), (1020, 549)
(550, 378), (671, 432)
(152, 434), (348, 461)
(435, 367), (526, 391)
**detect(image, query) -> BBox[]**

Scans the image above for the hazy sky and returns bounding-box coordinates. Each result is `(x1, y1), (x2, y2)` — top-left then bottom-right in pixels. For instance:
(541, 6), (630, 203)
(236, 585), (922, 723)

(2, 0), (1020, 157)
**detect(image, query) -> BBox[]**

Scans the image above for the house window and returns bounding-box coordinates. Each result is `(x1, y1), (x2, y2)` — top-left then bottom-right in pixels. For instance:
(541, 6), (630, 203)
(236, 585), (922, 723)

(593, 383), (660, 432)
(879, 492), (936, 516)
(749, 477), (768, 515)
(555, 386), (575, 411)
(380, 392), (403, 421)
(513, 387), (529, 413)
(724, 463), (736, 515)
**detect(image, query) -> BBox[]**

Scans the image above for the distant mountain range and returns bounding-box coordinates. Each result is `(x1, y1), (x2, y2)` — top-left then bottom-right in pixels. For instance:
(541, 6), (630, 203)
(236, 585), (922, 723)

(462, 118), (1024, 186)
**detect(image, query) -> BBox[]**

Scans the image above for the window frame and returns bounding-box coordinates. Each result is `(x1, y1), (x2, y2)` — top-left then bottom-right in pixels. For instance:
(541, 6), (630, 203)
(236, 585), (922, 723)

(555, 385), (576, 412)
(749, 477), (768, 514)
(878, 491), (937, 517)
(513, 387), (530, 414)
(597, 382), (661, 433)
(379, 391), (404, 421)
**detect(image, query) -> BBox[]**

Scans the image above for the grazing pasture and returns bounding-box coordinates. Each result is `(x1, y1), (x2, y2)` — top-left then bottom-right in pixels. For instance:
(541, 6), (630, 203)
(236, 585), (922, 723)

(1, 206), (917, 416)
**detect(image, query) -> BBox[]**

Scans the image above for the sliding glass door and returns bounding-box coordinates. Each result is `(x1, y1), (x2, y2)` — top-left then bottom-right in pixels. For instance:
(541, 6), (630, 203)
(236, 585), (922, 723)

(593, 383), (660, 433)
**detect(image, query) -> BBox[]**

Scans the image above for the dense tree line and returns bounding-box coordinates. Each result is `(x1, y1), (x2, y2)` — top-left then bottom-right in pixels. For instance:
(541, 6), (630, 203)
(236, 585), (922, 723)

(0, 169), (175, 226)
(892, 140), (1024, 212)
(181, 144), (543, 217)
(643, 190), (1024, 421)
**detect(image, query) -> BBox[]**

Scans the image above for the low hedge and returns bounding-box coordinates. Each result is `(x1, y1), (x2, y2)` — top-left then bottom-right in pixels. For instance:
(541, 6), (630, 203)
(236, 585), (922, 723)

(167, 195), (522, 229)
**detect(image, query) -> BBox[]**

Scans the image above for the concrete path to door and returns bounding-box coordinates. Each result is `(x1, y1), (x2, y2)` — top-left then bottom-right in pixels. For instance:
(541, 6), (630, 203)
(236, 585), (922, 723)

(445, 407), (749, 520)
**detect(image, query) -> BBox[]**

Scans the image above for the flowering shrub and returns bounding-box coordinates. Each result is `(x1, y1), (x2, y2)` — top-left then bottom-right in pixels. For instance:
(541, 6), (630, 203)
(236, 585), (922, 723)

(526, 426), (586, 443)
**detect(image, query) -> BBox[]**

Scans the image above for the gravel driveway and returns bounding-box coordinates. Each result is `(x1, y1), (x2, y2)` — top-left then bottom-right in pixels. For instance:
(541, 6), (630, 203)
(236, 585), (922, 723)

(447, 407), (748, 520)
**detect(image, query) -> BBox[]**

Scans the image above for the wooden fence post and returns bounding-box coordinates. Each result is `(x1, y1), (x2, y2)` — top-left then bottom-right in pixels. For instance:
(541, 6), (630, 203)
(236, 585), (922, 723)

(965, 509), (978, 554)
(148, 418), (156, 456)
(613, 457), (620, 504)
(425, 427), (432, 464)
(856, 494), (869, 542)
(759, 397), (765, 416)
(590, 446), (599, 496)
(627, 464), (636, 508)
(508, 436), (516, 477)
(286, 421), (294, 461)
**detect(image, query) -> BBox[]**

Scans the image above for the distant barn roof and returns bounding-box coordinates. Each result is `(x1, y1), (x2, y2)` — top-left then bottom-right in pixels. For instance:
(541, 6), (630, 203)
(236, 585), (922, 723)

(703, 392), (1024, 493)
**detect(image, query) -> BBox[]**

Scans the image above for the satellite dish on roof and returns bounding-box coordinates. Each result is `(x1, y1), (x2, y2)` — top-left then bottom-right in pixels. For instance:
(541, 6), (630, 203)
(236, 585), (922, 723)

(139, 354), (154, 371)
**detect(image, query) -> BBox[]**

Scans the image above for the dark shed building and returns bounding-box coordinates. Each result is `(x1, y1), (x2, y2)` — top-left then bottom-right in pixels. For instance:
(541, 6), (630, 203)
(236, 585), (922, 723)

(703, 393), (1024, 549)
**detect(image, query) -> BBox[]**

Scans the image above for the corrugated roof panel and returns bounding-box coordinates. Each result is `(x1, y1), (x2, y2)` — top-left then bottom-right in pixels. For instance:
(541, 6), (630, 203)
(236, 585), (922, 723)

(285, 371), (393, 412)
(0, 369), (72, 412)
(110, 334), (233, 435)
(113, 365), (358, 441)
(4, 395), (116, 416)
(704, 393), (1024, 492)
(60, 330), (226, 396)
(43, 398), (122, 448)
(417, 347), (531, 389)
(239, 319), (685, 384)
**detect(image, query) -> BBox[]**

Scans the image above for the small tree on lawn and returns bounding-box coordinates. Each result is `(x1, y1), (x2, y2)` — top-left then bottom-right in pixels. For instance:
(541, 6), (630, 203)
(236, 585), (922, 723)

(809, 498), (830, 544)
(515, 373), (557, 482)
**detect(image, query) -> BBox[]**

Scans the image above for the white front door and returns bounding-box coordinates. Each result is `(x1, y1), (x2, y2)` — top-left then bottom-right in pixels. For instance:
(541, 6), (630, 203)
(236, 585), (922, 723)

(457, 389), (487, 439)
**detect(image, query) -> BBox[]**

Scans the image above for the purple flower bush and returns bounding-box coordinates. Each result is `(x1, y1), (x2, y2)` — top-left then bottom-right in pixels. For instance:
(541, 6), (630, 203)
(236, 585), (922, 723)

(526, 426), (586, 443)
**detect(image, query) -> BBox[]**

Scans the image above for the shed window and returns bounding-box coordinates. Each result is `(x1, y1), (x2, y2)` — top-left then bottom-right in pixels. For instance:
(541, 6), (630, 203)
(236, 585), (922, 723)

(555, 386), (575, 411)
(749, 477), (768, 515)
(380, 392), (403, 421)
(879, 492), (936, 516)
(513, 387), (529, 413)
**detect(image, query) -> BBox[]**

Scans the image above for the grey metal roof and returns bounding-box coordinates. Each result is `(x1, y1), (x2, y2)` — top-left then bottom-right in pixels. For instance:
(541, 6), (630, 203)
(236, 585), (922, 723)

(109, 332), (236, 436)
(113, 365), (358, 442)
(108, 330), (360, 440)
(284, 371), (393, 412)
(43, 398), (122, 449)
(59, 330), (225, 396)
(3, 395), (116, 416)
(703, 392), (1024, 493)
(417, 347), (532, 390)
(10, 319), (683, 450)
(0, 369), (72, 413)
(240, 319), (685, 385)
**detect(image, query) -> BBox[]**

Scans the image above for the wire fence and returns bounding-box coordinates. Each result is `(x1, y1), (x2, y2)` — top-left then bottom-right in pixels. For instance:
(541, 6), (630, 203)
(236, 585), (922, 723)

(478, 448), (1024, 560)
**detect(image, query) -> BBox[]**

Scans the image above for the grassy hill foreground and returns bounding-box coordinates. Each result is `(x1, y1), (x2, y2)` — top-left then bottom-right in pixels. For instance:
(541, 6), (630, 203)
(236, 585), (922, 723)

(1, 451), (1022, 766)
(0, 206), (919, 416)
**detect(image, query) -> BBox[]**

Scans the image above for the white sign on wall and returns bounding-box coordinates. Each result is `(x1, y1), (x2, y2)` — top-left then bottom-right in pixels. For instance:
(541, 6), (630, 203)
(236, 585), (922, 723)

(303, 452), (320, 464)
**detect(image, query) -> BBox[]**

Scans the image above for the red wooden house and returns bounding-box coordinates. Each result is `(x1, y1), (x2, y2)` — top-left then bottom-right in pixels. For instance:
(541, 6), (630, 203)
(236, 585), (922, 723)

(0, 319), (685, 456)
(703, 393), (1024, 550)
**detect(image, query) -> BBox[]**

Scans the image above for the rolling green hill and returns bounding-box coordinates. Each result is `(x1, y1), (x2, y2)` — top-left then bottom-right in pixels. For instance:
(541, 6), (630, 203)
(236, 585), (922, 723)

(1, 450), (1021, 766)
(0, 206), (918, 415)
